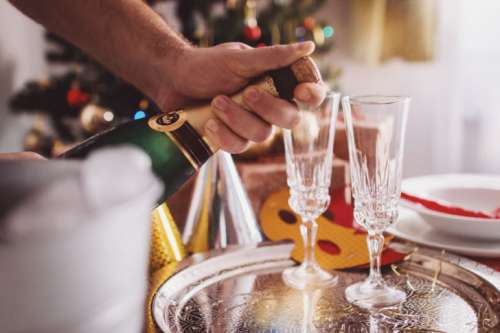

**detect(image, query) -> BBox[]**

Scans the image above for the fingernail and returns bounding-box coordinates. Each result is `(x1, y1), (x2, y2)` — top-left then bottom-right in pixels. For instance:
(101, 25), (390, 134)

(244, 88), (260, 102)
(212, 96), (226, 111)
(296, 88), (311, 101)
(206, 119), (219, 132)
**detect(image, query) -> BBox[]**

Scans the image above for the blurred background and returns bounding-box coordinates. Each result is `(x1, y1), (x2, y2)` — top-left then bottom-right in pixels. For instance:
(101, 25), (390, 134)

(1, 0), (499, 177)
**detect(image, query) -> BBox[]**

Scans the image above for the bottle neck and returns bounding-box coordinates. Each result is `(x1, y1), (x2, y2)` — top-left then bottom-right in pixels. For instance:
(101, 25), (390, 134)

(148, 74), (282, 169)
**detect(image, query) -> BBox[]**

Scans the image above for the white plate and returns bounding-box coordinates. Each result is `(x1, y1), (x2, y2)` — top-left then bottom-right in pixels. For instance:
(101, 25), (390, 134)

(401, 174), (500, 240)
(388, 208), (500, 258)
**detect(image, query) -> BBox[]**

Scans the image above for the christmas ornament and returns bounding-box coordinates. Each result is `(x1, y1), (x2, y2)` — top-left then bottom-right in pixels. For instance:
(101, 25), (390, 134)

(66, 85), (90, 108)
(243, 0), (261, 41)
(79, 103), (114, 134)
(244, 25), (262, 41)
(23, 127), (53, 157)
(183, 151), (263, 253)
(138, 99), (149, 110)
(313, 25), (325, 46)
(303, 17), (316, 30)
(51, 139), (74, 157)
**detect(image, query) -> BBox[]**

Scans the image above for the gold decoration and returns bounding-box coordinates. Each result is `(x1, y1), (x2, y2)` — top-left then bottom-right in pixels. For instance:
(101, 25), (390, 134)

(23, 116), (53, 156)
(149, 203), (186, 274)
(244, 0), (258, 27)
(79, 103), (114, 134)
(312, 25), (325, 46)
(139, 99), (149, 110)
(146, 203), (186, 333)
(51, 139), (75, 157)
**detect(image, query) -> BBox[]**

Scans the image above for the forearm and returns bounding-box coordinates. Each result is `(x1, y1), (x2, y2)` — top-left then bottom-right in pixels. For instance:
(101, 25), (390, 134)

(9, 0), (191, 102)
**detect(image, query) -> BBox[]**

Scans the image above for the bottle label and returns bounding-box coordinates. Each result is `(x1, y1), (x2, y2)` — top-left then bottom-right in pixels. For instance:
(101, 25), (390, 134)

(148, 111), (186, 133)
(148, 111), (212, 170)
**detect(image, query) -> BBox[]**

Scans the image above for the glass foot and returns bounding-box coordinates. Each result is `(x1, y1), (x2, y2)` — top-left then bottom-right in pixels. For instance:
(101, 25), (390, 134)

(345, 280), (406, 309)
(282, 264), (338, 290)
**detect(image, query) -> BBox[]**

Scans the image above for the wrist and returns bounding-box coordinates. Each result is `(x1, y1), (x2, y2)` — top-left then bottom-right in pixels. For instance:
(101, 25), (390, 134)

(151, 41), (194, 112)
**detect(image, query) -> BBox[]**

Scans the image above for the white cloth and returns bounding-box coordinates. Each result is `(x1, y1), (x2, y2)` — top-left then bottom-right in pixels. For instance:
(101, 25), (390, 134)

(0, 146), (162, 333)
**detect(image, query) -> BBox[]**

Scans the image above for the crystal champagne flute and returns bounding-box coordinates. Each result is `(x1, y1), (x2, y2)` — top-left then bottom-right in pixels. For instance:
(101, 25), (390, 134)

(282, 91), (340, 290)
(342, 95), (410, 309)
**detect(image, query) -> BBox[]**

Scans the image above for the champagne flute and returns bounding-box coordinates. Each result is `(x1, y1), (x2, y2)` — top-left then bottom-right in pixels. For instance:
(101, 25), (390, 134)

(282, 91), (340, 290)
(342, 95), (410, 309)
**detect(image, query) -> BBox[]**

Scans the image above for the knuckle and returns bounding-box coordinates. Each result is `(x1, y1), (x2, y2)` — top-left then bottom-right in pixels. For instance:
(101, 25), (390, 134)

(284, 112), (301, 129)
(253, 125), (273, 142)
(234, 42), (250, 50)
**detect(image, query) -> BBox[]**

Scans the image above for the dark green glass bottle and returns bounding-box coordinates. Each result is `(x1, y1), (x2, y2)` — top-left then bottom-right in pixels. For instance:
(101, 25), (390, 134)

(61, 57), (321, 203)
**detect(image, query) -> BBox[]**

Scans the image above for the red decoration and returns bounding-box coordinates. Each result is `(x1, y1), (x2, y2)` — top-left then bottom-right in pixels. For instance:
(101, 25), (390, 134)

(303, 17), (316, 30)
(67, 87), (90, 108)
(401, 192), (497, 219)
(244, 25), (262, 41)
(256, 42), (267, 48)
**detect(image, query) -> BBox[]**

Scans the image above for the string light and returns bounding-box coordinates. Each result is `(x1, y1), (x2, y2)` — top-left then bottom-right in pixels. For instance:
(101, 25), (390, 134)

(323, 26), (334, 38)
(103, 110), (114, 122)
(134, 110), (146, 120)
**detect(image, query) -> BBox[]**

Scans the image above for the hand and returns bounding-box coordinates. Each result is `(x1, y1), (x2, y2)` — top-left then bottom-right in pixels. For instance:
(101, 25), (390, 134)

(0, 152), (46, 160)
(155, 42), (327, 153)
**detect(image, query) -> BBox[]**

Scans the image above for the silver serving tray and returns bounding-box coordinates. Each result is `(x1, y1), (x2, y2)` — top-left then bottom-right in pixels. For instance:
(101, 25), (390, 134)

(153, 242), (500, 332)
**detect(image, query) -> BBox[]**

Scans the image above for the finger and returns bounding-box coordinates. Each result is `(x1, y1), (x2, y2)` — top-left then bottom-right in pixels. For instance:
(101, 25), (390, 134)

(211, 95), (273, 142)
(0, 152), (46, 160)
(294, 82), (328, 108)
(204, 118), (250, 154)
(218, 42), (253, 51)
(243, 87), (299, 129)
(228, 42), (315, 78)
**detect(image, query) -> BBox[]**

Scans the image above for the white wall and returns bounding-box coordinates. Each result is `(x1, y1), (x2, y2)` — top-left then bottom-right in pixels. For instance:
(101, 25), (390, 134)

(0, 1), (46, 152)
(322, 0), (500, 176)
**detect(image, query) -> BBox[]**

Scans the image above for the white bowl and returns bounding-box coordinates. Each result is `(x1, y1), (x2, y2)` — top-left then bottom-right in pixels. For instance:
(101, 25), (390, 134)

(400, 174), (500, 240)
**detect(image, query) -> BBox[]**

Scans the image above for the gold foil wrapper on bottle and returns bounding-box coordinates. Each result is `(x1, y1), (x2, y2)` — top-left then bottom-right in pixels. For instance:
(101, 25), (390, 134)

(147, 203), (187, 333)
(149, 203), (186, 274)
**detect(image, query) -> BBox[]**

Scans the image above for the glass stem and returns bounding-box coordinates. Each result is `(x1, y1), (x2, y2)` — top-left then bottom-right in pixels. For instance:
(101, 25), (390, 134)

(301, 218), (319, 270)
(367, 231), (384, 285)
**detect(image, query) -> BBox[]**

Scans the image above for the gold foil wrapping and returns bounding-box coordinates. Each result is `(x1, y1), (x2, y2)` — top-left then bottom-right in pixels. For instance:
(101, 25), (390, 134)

(147, 203), (186, 333)
(149, 203), (186, 273)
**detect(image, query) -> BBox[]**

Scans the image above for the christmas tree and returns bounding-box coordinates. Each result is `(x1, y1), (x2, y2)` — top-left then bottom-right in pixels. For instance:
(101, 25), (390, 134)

(9, 0), (336, 157)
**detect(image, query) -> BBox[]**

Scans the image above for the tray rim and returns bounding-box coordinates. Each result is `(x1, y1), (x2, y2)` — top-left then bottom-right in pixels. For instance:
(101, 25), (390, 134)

(153, 241), (500, 332)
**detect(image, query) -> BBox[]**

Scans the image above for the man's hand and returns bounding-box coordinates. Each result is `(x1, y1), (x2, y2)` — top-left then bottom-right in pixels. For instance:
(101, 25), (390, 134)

(155, 41), (327, 153)
(8, 1), (327, 154)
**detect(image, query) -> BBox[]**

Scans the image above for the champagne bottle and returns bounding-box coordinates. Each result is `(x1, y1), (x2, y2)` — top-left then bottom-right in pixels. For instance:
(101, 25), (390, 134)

(61, 57), (321, 202)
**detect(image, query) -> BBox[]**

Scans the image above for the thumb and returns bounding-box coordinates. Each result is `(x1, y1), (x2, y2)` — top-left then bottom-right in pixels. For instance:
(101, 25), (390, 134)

(228, 41), (315, 78)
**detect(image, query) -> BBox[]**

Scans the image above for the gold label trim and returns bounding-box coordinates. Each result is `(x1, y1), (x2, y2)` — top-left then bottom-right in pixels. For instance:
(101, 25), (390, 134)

(148, 111), (186, 133)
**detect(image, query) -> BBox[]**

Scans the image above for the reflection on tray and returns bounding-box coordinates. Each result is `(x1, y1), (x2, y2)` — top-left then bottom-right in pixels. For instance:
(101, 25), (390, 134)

(153, 243), (500, 332)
